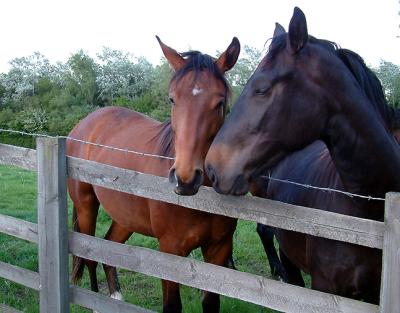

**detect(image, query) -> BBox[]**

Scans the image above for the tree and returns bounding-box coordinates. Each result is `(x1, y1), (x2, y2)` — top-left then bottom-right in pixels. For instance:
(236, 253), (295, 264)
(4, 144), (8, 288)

(97, 48), (155, 105)
(224, 45), (262, 101)
(375, 61), (400, 107)
(66, 51), (98, 106)
(1, 52), (52, 101)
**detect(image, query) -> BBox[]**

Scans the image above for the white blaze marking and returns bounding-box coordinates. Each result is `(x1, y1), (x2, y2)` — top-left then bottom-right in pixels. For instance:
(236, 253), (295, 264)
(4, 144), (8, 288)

(111, 291), (124, 301)
(192, 87), (203, 96)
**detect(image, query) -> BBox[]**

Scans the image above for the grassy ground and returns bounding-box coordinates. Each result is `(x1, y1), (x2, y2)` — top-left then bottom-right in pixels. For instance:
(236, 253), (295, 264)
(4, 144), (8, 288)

(0, 164), (309, 312)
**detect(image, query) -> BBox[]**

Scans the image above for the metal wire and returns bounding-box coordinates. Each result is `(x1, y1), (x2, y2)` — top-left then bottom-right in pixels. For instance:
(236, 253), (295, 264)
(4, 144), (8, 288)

(261, 174), (385, 201)
(0, 128), (386, 201)
(0, 128), (175, 160)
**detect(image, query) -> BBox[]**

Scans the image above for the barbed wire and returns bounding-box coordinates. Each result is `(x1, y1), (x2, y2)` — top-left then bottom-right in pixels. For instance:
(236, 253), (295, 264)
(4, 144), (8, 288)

(0, 128), (175, 160)
(0, 128), (386, 201)
(261, 174), (385, 201)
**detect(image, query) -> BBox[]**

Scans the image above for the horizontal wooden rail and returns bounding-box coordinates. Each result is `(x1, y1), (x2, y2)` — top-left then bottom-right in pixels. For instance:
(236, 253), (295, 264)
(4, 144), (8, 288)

(0, 262), (153, 313)
(0, 208), (381, 313)
(70, 231), (378, 313)
(0, 261), (40, 290)
(0, 143), (36, 171)
(0, 214), (38, 243)
(70, 285), (155, 313)
(0, 145), (386, 249)
(68, 157), (385, 249)
(0, 247), (154, 313)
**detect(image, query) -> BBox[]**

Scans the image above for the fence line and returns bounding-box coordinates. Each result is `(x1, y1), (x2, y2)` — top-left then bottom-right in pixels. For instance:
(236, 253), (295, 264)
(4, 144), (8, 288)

(68, 156), (385, 249)
(0, 128), (386, 201)
(0, 261), (40, 291)
(70, 231), (378, 313)
(0, 137), (397, 313)
(0, 252), (155, 313)
(0, 212), (380, 313)
(0, 142), (36, 171)
(0, 213), (38, 243)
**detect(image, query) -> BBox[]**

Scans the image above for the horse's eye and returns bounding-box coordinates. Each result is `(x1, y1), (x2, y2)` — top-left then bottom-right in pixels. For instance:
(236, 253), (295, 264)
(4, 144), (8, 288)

(255, 88), (271, 96)
(169, 97), (175, 105)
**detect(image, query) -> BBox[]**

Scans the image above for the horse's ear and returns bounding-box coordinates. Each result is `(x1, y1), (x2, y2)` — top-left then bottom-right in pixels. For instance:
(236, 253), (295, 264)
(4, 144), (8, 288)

(215, 37), (241, 73)
(156, 36), (185, 72)
(273, 22), (286, 38)
(287, 7), (308, 54)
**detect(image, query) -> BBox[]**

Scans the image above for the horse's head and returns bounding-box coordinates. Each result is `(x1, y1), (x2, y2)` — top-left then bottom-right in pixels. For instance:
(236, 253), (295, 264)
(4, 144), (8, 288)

(206, 7), (356, 195)
(157, 36), (240, 195)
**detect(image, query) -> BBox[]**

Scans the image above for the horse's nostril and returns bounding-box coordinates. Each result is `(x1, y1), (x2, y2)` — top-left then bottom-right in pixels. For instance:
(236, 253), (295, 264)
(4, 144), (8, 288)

(168, 168), (177, 184)
(206, 164), (217, 185)
(193, 169), (204, 188)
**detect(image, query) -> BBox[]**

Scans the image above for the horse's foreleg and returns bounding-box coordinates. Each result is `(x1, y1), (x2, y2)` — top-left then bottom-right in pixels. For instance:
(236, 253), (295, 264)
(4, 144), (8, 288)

(159, 240), (188, 313)
(200, 238), (233, 313)
(256, 224), (288, 282)
(103, 221), (132, 300)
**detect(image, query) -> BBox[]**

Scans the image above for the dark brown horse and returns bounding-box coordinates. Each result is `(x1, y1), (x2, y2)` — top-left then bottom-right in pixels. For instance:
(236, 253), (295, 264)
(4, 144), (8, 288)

(67, 36), (240, 313)
(206, 7), (400, 303)
(256, 22), (400, 291)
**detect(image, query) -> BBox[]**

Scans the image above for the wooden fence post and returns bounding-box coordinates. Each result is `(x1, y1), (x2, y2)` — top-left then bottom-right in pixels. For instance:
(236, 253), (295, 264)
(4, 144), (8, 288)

(37, 137), (69, 313)
(380, 192), (400, 313)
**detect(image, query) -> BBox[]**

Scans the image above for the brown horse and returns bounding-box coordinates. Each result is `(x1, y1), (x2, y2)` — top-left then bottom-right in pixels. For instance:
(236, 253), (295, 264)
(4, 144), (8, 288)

(206, 7), (400, 303)
(67, 36), (240, 313)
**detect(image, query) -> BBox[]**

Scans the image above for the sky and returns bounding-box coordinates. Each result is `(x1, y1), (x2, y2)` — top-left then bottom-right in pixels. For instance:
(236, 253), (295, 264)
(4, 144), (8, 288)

(0, 0), (398, 72)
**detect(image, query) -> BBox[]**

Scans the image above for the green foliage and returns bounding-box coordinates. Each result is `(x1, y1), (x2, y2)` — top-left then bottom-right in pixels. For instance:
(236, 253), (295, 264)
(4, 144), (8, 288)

(375, 60), (400, 107)
(67, 51), (98, 106)
(0, 50), (169, 146)
(225, 45), (263, 103)
(2, 46), (398, 148)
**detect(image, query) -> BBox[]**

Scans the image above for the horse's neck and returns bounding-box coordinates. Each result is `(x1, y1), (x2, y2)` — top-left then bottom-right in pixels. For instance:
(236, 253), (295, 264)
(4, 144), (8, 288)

(324, 97), (400, 199)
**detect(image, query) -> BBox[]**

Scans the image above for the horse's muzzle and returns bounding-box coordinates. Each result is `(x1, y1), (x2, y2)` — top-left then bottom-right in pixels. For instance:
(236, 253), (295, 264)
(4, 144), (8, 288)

(169, 168), (204, 196)
(206, 163), (249, 196)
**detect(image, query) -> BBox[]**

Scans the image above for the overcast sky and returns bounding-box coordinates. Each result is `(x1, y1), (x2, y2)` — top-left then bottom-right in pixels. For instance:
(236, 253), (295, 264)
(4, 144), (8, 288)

(0, 0), (398, 72)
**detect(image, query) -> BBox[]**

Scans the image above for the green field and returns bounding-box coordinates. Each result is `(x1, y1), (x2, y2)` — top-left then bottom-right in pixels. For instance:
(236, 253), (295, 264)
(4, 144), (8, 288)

(0, 164), (298, 312)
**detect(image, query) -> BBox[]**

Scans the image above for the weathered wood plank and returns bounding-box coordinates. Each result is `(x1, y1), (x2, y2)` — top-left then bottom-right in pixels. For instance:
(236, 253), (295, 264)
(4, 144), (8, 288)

(0, 214), (38, 243)
(0, 303), (24, 313)
(0, 143), (36, 171)
(379, 192), (400, 312)
(70, 285), (155, 313)
(37, 137), (69, 313)
(0, 261), (40, 290)
(68, 157), (384, 249)
(70, 231), (378, 313)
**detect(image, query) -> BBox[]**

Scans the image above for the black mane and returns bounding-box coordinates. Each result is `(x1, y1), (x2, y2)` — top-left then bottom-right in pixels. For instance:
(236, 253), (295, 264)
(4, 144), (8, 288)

(336, 49), (397, 130)
(267, 34), (396, 130)
(153, 50), (231, 159)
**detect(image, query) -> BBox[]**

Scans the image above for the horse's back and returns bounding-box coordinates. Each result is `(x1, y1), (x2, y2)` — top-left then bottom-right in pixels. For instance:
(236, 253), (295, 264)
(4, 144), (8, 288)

(67, 107), (170, 236)
(268, 140), (379, 217)
(68, 107), (158, 161)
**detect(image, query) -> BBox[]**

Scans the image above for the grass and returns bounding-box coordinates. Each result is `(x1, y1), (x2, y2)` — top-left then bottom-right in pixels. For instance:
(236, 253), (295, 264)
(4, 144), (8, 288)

(0, 164), (307, 312)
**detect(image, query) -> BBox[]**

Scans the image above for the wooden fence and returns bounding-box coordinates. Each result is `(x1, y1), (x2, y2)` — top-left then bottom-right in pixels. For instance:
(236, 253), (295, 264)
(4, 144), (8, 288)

(0, 137), (398, 313)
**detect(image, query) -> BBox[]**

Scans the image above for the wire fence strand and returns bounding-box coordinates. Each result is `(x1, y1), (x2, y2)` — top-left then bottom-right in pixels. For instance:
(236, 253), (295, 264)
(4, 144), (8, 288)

(0, 128), (175, 160)
(0, 128), (386, 201)
(261, 174), (385, 201)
